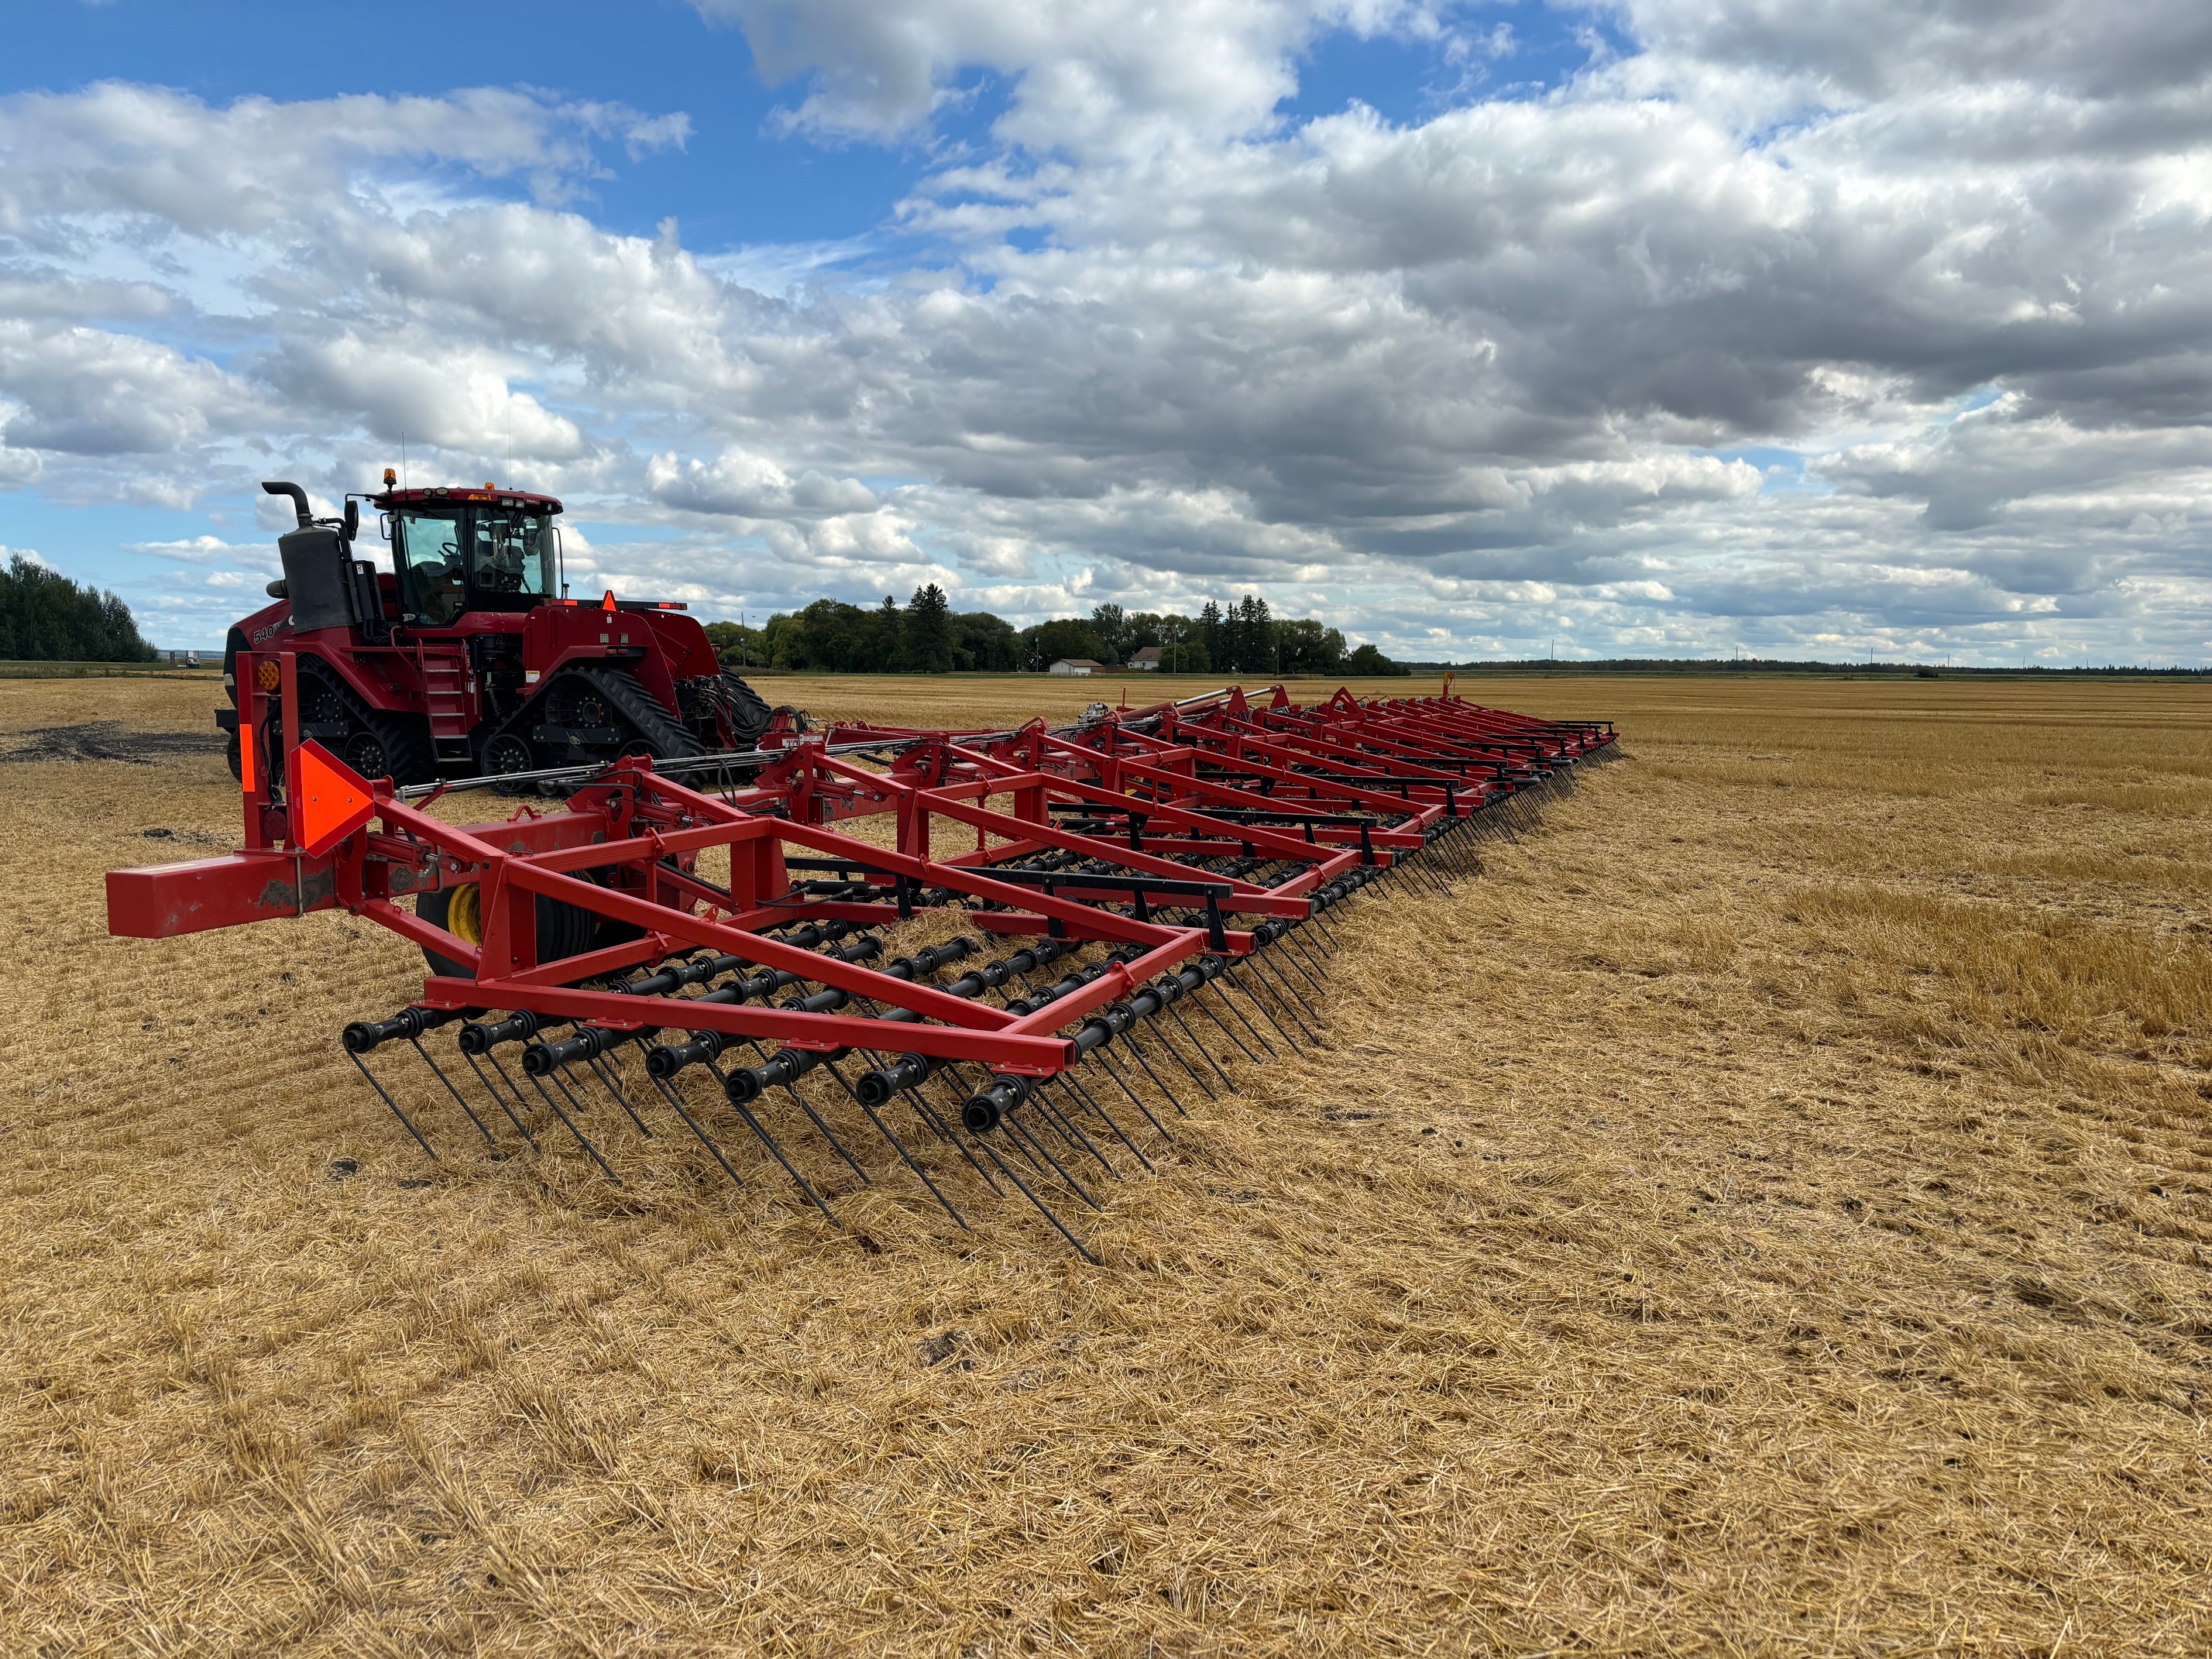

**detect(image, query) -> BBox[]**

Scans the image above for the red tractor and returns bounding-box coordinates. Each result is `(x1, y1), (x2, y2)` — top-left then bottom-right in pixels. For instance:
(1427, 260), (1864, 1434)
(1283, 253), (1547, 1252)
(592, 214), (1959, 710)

(218, 476), (774, 786)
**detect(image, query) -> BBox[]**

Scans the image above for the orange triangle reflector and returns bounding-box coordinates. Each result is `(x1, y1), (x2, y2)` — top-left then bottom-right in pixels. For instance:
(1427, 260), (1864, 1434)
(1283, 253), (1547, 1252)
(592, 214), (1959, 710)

(294, 740), (376, 857)
(602, 589), (617, 614)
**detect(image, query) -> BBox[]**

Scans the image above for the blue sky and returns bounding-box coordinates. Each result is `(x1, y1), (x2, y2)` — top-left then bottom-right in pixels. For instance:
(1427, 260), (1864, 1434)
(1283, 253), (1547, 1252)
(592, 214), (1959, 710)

(2, 0), (2208, 662)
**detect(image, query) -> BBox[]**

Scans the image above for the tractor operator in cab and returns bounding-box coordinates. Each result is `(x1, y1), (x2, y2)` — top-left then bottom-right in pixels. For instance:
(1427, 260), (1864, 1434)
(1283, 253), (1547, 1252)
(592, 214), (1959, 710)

(396, 513), (467, 624)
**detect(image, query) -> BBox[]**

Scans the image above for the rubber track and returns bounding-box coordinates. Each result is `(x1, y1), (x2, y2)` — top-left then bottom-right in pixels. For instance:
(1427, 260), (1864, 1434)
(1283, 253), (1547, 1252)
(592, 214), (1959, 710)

(575, 663), (706, 759)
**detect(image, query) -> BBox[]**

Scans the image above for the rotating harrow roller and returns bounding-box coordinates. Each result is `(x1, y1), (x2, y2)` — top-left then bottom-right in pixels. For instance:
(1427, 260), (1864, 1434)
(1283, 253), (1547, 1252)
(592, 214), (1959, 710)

(108, 675), (1616, 1258)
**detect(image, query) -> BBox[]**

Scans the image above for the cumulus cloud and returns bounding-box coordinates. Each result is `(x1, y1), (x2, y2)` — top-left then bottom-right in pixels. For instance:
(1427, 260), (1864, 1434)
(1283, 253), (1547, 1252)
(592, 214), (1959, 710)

(647, 448), (881, 518)
(0, 6), (2208, 659)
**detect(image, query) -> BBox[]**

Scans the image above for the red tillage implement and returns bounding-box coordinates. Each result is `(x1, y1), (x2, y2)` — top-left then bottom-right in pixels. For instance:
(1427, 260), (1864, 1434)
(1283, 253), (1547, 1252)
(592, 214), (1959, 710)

(108, 665), (1616, 1257)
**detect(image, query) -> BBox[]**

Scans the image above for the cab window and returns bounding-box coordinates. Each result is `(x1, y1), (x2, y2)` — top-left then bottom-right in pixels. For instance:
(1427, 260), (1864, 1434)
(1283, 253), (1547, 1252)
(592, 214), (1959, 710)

(391, 509), (467, 625)
(469, 510), (554, 604)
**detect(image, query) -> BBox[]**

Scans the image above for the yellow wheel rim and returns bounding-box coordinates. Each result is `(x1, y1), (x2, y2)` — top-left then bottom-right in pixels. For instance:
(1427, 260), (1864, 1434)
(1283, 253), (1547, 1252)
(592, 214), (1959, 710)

(446, 882), (482, 945)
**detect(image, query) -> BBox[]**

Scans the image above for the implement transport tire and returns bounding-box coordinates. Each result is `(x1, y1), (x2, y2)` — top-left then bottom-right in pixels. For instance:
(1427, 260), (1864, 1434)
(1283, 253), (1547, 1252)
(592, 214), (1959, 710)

(415, 879), (603, 981)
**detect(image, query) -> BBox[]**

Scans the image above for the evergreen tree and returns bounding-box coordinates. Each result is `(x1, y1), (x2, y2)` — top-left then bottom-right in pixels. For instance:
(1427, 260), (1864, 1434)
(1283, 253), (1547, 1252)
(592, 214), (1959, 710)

(908, 582), (953, 672)
(870, 593), (903, 668)
(1197, 600), (1224, 671)
(1231, 594), (1273, 673)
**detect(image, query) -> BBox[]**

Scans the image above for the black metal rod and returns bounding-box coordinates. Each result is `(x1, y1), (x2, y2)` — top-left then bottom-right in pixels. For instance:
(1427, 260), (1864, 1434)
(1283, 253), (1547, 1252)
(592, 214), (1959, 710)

(349, 1049), (435, 1159)
(1122, 1029), (1189, 1115)
(1190, 989), (1263, 1064)
(1027, 1082), (1118, 1179)
(972, 1136), (1097, 1263)
(462, 1047), (539, 1146)
(705, 1058), (839, 1224)
(409, 1035), (496, 1146)
(1142, 1020), (1215, 1101)
(524, 1066), (621, 1184)
(582, 1052), (655, 1139)
(781, 1082), (872, 1186)
(1170, 1003), (1238, 1086)
(1002, 1111), (1100, 1211)
(1090, 1049), (1175, 1142)
(1045, 1078), (1152, 1173)
(645, 1066), (747, 1190)
(823, 1057), (968, 1228)
(906, 1083), (1001, 1191)
(1060, 1062), (1163, 1149)
(1211, 976), (1280, 1056)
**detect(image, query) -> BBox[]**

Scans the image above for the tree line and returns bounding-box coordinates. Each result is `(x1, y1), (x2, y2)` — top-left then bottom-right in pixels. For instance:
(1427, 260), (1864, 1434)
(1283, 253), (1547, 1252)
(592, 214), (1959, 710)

(707, 587), (1407, 676)
(0, 555), (157, 661)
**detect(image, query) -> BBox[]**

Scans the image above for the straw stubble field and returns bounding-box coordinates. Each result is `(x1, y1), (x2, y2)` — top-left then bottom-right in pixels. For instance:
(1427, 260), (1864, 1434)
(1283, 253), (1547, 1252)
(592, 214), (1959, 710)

(0, 672), (2207, 1654)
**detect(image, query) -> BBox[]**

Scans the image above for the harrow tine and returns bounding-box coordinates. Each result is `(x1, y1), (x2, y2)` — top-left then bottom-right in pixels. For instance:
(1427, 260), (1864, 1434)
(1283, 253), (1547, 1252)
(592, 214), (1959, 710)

(1256, 945), (1322, 1015)
(823, 1057), (969, 1228)
(1223, 968), (1297, 1053)
(1117, 1031), (1186, 1116)
(348, 1048), (436, 1159)
(522, 1066), (623, 1185)
(1283, 928), (1331, 984)
(1088, 1051), (1176, 1144)
(1146, 1021), (1215, 1101)
(1002, 1111), (1101, 1211)
(542, 1051), (614, 1134)
(1194, 984), (1267, 1063)
(1060, 1061), (1166, 1148)
(582, 1053), (656, 1139)
(644, 1065), (748, 1190)
(408, 1035), (497, 1147)
(1045, 1077), (1153, 1173)
(704, 1058), (840, 1225)
(780, 1081), (873, 1187)
(1027, 1084), (1119, 1180)
(906, 1082), (1003, 1193)
(1170, 1002), (1238, 1087)
(1259, 956), (1324, 1038)
(461, 1048), (539, 1147)
(970, 1135), (1097, 1264)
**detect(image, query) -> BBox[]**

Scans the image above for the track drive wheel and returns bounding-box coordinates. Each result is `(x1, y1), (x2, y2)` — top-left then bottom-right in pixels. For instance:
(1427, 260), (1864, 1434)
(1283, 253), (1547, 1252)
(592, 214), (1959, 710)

(479, 730), (535, 795)
(297, 661), (436, 786)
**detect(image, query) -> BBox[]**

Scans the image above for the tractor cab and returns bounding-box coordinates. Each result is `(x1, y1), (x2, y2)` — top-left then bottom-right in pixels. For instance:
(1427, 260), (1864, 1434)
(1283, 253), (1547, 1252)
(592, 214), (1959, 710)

(369, 484), (565, 626)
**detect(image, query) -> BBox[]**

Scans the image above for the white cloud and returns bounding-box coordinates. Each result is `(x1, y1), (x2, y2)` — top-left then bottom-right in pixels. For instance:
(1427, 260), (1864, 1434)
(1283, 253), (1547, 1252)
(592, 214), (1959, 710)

(0, 11), (2208, 659)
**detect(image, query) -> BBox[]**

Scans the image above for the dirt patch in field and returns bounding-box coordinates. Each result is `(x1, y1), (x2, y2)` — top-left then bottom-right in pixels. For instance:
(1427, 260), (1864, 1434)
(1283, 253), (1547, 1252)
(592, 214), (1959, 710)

(0, 719), (229, 765)
(0, 674), (2207, 1655)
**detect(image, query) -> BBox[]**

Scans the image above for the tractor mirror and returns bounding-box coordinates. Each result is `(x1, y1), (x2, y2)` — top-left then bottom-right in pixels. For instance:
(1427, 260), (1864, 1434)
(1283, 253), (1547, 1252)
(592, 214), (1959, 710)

(342, 499), (359, 541)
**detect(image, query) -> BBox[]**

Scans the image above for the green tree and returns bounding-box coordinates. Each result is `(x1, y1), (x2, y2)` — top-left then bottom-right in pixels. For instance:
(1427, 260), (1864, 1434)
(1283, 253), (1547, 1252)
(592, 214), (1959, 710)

(1089, 603), (1129, 665)
(0, 555), (157, 661)
(1224, 594), (1272, 673)
(1022, 618), (1106, 670)
(907, 583), (953, 672)
(1275, 617), (1345, 675)
(704, 619), (768, 668)
(1153, 613), (1207, 674)
(1346, 642), (1408, 677)
(1197, 600), (1224, 671)
(951, 610), (1019, 671)
(868, 594), (903, 668)
(768, 599), (871, 669)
